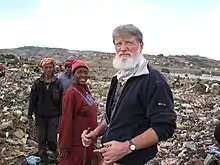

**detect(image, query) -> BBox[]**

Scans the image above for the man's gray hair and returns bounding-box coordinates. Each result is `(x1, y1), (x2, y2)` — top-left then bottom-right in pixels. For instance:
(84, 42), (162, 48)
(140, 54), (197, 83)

(112, 24), (143, 45)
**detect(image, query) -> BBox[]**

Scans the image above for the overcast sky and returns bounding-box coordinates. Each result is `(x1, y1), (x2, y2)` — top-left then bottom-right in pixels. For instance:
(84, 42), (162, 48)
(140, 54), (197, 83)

(0, 0), (219, 60)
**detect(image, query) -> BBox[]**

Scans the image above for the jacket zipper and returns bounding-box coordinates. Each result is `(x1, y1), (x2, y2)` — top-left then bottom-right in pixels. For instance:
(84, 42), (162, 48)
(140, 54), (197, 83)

(104, 80), (131, 142)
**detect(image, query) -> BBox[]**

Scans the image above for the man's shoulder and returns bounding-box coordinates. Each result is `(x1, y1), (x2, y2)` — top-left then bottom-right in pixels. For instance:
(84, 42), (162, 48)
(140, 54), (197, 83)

(148, 64), (161, 75)
(57, 73), (64, 78)
(30, 77), (41, 90)
(54, 77), (63, 86)
(148, 65), (167, 82)
(33, 77), (41, 85)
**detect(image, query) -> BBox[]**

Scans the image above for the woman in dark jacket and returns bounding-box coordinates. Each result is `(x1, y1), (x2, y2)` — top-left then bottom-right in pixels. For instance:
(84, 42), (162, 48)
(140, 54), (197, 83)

(58, 60), (102, 165)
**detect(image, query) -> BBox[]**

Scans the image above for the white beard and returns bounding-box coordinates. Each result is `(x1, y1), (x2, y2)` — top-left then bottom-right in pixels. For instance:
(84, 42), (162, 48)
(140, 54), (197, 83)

(113, 52), (145, 70)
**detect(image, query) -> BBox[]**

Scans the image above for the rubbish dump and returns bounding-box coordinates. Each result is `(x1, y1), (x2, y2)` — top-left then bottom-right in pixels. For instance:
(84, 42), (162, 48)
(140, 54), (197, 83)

(1, 62), (220, 165)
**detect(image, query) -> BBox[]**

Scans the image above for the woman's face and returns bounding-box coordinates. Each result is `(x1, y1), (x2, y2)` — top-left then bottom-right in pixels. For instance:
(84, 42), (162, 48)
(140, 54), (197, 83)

(74, 67), (89, 85)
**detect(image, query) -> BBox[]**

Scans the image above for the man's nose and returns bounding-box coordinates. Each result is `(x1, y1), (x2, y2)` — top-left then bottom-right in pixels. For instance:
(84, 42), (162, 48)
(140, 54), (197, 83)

(119, 43), (128, 51)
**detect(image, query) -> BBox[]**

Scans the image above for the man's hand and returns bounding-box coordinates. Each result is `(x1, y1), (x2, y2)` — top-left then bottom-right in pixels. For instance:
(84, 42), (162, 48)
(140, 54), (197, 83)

(81, 128), (98, 147)
(100, 141), (131, 164)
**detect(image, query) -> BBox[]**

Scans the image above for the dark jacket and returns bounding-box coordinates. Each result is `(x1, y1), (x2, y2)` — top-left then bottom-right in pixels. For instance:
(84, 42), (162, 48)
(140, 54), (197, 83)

(101, 65), (176, 165)
(28, 75), (63, 118)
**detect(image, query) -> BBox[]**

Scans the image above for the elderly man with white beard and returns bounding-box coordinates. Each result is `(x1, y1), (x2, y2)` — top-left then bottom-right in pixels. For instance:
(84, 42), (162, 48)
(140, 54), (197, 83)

(81, 24), (177, 165)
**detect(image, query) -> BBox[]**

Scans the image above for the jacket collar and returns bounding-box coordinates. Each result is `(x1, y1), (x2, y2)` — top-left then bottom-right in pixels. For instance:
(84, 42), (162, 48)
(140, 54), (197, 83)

(114, 58), (150, 85)
(40, 74), (57, 83)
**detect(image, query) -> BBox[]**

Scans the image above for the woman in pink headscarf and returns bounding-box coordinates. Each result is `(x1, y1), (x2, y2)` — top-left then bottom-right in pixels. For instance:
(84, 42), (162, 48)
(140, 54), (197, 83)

(58, 60), (102, 165)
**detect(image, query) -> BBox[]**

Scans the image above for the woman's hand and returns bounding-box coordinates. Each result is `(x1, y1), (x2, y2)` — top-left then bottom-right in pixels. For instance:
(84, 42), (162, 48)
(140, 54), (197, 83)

(59, 150), (70, 159)
(81, 128), (98, 147)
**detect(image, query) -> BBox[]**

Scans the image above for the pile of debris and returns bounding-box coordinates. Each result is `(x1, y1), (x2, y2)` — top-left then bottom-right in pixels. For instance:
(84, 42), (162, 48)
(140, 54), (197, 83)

(0, 68), (39, 164)
(155, 75), (220, 164)
(1, 64), (220, 164)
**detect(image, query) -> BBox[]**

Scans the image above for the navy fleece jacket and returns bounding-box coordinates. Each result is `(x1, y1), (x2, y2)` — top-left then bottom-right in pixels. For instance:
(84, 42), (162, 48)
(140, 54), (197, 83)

(101, 65), (177, 165)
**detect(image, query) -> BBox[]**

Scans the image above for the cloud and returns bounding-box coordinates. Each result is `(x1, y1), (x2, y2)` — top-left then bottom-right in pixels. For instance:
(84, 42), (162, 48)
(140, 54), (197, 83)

(0, 0), (219, 60)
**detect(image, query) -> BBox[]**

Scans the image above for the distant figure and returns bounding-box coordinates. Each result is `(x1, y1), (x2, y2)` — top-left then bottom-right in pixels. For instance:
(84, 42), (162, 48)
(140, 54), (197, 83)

(81, 24), (176, 165)
(58, 60), (74, 94)
(58, 60), (101, 165)
(28, 58), (63, 164)
(214, 123), (220, 145)
(0, 65), (5, 77)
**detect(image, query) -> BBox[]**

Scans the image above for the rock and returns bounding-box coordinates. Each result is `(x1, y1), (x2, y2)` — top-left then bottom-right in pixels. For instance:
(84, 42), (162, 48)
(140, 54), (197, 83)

(216, 100), (220, 107)
(204, 154), (216, 165)
(159, 142), (174, 148)
(186, 159), (205, 165)
(210, 83), (220, 94)
(161, 158), (178, 165)
(27, 139), (38, 148)
(181, 103), (192, 109)
(6, 139), (20, 145)
(183, 141), (196, 150)
(20, 116), (28, 123)
(14, 129), (25, 139)
(13, 110), (22, 117)
(146, 158), (160, 165)
(0, 121), (13, 131)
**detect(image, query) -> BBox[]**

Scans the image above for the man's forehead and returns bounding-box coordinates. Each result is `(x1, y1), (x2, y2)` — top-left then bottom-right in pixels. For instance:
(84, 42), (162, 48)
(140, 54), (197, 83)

(43, 64), (53, 67)
(114, 35), (136, 42)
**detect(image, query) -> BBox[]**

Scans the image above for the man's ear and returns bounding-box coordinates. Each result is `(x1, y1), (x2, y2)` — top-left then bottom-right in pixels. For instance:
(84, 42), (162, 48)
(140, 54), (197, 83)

(140, 42), (144, 51)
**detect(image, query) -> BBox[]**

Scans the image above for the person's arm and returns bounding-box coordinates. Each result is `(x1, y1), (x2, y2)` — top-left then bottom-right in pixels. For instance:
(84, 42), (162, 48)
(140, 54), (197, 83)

(28, 81), (38, 118)
(130, 80), (176, 151)
(93, 119), (107, 138)
(58, 80), (64, 114)
(59, 91), (76, 152)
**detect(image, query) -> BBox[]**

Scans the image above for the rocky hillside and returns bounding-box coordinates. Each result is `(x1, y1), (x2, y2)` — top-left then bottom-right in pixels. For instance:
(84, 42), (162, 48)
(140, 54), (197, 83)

(0, 46), (113, 59)
(0, 46), (220, 75)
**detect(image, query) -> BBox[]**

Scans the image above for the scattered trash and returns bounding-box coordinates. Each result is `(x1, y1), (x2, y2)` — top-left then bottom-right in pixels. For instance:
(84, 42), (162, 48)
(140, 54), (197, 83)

(1, 56), (220, 164)
(26, 156), (41, 165)
(208, 146), (220, 156)
(203, 154), (219, 165)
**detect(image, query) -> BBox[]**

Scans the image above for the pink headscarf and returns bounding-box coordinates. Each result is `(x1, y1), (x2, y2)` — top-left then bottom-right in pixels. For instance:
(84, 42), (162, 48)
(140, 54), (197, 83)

(71, 60), (89, 73)
(64, 59), (74, 67)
